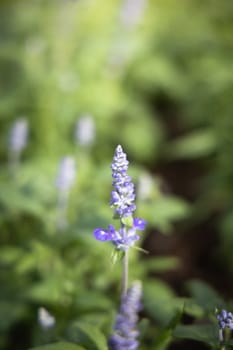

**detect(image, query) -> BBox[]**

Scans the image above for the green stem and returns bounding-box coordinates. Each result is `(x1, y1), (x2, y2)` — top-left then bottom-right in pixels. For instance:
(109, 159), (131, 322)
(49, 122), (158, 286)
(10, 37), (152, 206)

(122, 249), (129, 298)
(9, 150), (20, 176)
(57, 190), (69, 230)
(219, 329), (225, 350)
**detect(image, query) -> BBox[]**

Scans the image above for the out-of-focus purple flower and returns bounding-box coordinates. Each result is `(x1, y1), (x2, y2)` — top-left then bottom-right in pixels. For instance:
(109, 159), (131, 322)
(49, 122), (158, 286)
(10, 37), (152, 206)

(93, 218), (146, 251)
(110, 145), (136, 219)
(216, 309), (233, 330)
(119, 0), (147, 29)
(75, 115), (95, 147)
(55, 156), (76, 192)
(108, 281), (142, 350)
(38, 307), (55, 330)
(9, 118), (28, 153)
(137, 172), (153, 200)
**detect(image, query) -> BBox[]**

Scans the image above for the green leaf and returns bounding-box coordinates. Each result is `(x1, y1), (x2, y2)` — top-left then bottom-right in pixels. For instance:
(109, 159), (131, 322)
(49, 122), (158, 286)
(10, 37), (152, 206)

(111, 249), (124, 265)
(0, 184), (45, 218)
(146, 196), (190, 232)
(26, 279), (65, 304)
(143, 256), (180, 272)
(121, 216), (133, 228)
(143, 280), (184, 326)
(0, 247), (22, 265)
(74, 292), (113, 312)
(66, 322), (108, 350)
(153, 308), (183, 350)
(167, 129), (217, 160)
(183, 299), (204, 318)
(28, 342), (86, 350)
(186, 280), (224, 312)
(0, 301), (26, 332)
(173, 324), (218, 346)
(224, 339), (233, 348)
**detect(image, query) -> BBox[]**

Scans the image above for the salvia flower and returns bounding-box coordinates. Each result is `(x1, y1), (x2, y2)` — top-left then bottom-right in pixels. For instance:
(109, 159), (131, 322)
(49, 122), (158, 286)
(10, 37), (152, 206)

(108, 280), (142, 350)
(110, 145), (136, 219)
(216, 309), (233, 330)
(94, 145), (146, 251)
(55, 156), (76, 192)
(75, 115), (95, 147)
(38, 307), (55, 330)
(9, 118), (28, 153)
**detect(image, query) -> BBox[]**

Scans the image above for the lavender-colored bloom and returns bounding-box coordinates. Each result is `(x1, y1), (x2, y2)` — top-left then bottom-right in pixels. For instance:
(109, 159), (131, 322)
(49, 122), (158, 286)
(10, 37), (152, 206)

(111, 145), (136, 219)
(93, 218), (146, 251)
(94, 145), (147, 250)
(216, 309), (233, 330)
(108, 281), (142, 350)
(9, 118), (28, 153)
(55, 156), (76, 192)
(38, 307), (55, 330)
(75, 115), (95, 147)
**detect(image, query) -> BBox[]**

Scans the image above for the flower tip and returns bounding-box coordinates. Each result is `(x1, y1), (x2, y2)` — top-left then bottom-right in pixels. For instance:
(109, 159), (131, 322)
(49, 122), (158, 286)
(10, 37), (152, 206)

(116, 144), (123, 152)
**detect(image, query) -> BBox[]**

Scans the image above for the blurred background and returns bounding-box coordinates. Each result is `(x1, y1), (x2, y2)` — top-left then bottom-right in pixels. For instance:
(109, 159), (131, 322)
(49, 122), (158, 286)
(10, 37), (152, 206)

(0, 0), (233, 349)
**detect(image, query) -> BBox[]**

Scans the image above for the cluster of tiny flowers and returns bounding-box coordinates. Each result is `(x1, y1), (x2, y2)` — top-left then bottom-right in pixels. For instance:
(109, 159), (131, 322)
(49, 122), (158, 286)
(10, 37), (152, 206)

(108, 281), (142, 350)
(94, 145), (146, 250)
(9, 118), (28, 153)
(38, 307), (55, 330)
(75, 115), (95, 147)
(216, 309), (233, 330)
(55, 156), (76, 192)
(110, 145), (136, 219)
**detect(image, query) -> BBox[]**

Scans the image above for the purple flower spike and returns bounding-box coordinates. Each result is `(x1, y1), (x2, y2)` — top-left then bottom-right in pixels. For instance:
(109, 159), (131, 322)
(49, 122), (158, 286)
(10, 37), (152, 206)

(216, 309), (233, 330)
(108, 281), (142, 350)
(55, 156), (76, 192)
(110, 145), (136, 218)
(93, 145), (147, 251)
(9, 118), (28, 153)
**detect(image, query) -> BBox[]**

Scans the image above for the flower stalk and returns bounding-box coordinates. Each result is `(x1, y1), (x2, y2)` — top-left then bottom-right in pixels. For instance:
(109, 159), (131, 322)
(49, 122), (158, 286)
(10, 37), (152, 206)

(93, 145), (146, 350)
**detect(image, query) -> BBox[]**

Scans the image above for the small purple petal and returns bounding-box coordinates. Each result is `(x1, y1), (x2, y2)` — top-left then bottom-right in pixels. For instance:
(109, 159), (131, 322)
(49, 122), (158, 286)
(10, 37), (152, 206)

(93, 228), (111, 241)
(222, 310), (227, 318)
(220, 321), (225, 329)
(133, 218), (147, 230)
(108, 225), (118, 239)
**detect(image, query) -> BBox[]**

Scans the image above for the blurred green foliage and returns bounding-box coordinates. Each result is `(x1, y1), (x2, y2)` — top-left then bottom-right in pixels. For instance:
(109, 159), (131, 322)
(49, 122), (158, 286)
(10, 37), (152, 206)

(0, 0), (232, 349)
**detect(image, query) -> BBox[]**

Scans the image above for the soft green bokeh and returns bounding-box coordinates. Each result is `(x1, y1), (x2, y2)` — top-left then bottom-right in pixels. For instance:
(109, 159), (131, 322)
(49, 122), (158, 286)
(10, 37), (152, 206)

(0, 0), (232, 349)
